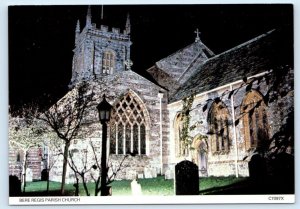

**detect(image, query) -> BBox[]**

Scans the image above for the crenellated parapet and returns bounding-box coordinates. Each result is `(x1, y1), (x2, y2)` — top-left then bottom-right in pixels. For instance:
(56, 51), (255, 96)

(70, 6), (132, 89)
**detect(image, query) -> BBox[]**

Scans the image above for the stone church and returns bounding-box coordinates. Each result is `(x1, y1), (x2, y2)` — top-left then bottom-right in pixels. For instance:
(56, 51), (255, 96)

(10, 6), (294, 183)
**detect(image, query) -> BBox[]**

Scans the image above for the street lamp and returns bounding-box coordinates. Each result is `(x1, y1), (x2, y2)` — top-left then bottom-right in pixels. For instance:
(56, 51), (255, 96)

(96, 94), (112, 196)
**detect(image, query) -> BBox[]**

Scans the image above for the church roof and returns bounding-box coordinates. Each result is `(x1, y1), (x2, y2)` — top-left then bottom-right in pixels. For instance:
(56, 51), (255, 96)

(154, 40), (215, 81)
(170, 28), (293, 103)
(146, 65), (180, 95)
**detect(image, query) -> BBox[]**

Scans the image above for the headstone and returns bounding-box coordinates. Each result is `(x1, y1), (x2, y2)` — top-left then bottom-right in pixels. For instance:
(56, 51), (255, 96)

(273, 152), (294, 179)
(137, 172), (144, 179)
(9, 175), (21, 196)
(248, 153), (267, 185)
(272, 152), (294, 193)
(144, 168), (152, 178)
(131, 179), (142, 196)
(175, 160), (199, 195)
(41, 169), (49, 181)
(26, 168), (33, 182)
(164, 169), (174, 180)
(151, 168), (157, 178)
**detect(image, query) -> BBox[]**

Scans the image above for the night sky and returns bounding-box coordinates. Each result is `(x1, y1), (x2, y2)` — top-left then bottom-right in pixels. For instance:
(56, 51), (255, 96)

(8, 4), (293, 111)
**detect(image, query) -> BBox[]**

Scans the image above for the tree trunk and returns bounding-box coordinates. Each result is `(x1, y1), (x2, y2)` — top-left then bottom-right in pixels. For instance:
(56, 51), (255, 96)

(22, 173), (26, 193)
(74, 176), (79, 196)
(60, 141), (70, 195)
(81, 174), (90, 196)
(95, 177), (100, 196)
(46, 169), (50, 194)
(22, 151), (29, 193)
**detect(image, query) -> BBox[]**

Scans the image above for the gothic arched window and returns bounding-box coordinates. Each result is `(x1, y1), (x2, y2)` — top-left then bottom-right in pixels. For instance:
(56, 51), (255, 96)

(174, 113), (189, 157)
(102, 50), (115, 74)
(208, 102), (231, 153)
(241, 90), (269, 151)
(109, 92), (148, 155)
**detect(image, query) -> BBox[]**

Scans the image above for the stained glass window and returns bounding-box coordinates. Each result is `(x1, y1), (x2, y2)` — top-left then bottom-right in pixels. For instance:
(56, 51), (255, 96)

(110, 124), (116, 154)
(117, 123), (124, 154)
(140, 124), (146, 154)
(174, 114), (189, 157)
(133, 124), (139, 154)
(242, 90), (269, 150)
(125, 123), (131, 154)
(208, 102), (231, 153)
(109, 93), (147, 155)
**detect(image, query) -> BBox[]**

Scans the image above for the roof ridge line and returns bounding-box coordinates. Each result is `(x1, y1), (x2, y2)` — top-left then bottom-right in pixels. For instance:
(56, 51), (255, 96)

(176, 49), (207, 82)
(155, 41), (204, 70)
(207, 29), (276, 62)
(177, 41), (215, 82)
(178, 29), (276, 85)
(156, 42), (195, 63)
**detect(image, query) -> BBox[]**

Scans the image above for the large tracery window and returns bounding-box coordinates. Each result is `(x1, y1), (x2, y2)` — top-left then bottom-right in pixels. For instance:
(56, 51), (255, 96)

(109, 93), (147, 155)
(208, 102), (231, 153)
(102, 50), (115, 74)
(174, 114), (189, 157)
(242, 90), (269, 151)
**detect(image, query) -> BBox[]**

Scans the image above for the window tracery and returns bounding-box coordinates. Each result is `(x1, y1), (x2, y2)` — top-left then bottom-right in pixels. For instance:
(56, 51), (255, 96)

(174, 114), (189, 157)
(102, 50), (115, 74)
(109, 93), (147, 155)
(208, 102), (231, 153)
(241, 90), (269, 151)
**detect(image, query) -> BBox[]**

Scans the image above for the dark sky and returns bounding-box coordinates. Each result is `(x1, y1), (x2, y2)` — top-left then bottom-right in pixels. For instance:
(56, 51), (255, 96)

(8, 4), (293, 111)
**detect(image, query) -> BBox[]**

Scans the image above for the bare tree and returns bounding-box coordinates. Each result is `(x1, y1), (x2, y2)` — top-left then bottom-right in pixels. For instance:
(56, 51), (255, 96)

(41, 132), (63, 193)
(89, 140), (130, 196)
(67, 140), (130, 196)
(67, 145), (94, 196)
(36, 82), (95, 194)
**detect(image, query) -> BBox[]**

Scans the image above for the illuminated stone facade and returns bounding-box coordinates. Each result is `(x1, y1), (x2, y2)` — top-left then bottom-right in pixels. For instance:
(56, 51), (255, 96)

(10, 7), (293, 183)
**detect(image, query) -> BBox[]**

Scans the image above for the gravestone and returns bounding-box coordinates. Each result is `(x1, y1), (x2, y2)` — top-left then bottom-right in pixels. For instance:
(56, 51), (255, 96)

(131, 178), (142, 196)
(248, 153), (267, 184)
(9, 175), (21, 196)
(26, 168), (33, 182)
(272, 152), (294, 193)
(144, 167), (157, 178)
(41, 169), (49, 181)
(175, 160), (199, 195)
(164, 169), (174, 180)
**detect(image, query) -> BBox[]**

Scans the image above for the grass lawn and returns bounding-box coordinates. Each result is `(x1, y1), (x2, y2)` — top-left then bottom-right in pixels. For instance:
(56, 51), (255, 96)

(24, 176), (246, 196)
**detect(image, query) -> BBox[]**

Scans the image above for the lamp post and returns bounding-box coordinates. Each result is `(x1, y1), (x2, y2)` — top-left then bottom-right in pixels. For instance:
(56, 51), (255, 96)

(96, 94), (112, 196)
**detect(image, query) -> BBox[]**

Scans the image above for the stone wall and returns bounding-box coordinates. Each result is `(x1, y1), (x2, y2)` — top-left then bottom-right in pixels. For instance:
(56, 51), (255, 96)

(9, 149), (22, 179)
(9, 148), (42, 181)
(50, 70), (169, 182)
(167, 67), (294, 177)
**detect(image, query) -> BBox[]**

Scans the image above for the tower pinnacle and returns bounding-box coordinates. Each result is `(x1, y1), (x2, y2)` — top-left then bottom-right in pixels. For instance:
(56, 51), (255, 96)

(86, 5), (92, 27)
(75, 20), (80, 45)
(76, 20), (80, 33)
(125, 13), (131, 35)
(101, 5), (104, 20)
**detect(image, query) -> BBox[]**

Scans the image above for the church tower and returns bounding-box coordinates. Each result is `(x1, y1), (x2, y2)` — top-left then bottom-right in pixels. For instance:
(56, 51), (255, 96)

(69, 6), (132, 88)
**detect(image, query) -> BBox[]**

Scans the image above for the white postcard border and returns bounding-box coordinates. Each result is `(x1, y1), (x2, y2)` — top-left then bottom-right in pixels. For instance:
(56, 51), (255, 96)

(9, 195), (295, 205)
